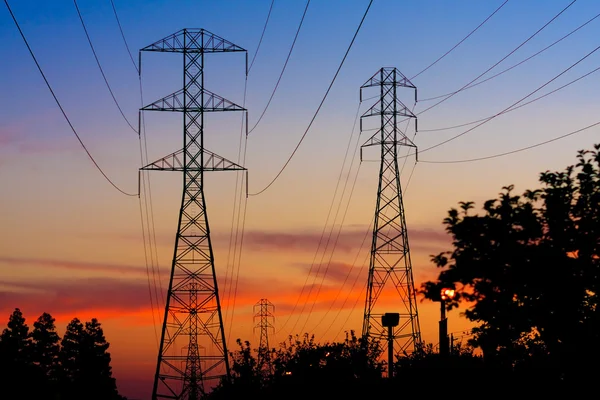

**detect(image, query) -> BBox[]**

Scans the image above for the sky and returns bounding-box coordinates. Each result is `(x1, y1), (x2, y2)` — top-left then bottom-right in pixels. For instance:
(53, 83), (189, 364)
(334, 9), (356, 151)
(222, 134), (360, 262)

(1, 0), (599, 398)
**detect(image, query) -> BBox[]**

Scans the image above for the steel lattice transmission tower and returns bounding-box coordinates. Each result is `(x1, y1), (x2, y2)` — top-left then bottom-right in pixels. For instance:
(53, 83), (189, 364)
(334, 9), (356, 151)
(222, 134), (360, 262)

(360, 67), (422, 356)
(139, 29), (247, 400)
(253, 299), (275, 374)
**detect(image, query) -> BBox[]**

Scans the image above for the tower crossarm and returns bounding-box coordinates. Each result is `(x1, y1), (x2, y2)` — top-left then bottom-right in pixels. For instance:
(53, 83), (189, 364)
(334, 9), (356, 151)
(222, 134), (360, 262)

(361, 97), (415, 120)
(360, 67), (416, 91)
(361, 129), (417, 149)
(141, 148), (246, 172)
(141, 28), (246, 53)
(142, 88), (246, 112)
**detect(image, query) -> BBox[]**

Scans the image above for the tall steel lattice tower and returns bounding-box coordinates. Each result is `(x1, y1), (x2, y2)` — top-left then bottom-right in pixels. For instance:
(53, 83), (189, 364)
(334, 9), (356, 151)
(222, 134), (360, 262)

(361, 67), (422, 356)
(139, 29), (247, 400)
(253, 299), (275, 374)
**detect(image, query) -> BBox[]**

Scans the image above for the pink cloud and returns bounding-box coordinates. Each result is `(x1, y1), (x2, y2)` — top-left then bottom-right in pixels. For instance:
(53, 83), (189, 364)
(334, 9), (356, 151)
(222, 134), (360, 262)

(0, 118), (79, 155)
(293, 261), (361, 284)
(238, 226), (449, 254)
(0, 127), (17, 146)
(0, 277), (152, 320)
(16, 141), (79, 154)
(0, 256), (148, 276)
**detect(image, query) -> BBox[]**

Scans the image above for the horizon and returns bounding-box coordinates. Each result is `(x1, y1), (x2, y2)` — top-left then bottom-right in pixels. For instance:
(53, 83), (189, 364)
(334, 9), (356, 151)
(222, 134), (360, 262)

(1, 0), (599, 398)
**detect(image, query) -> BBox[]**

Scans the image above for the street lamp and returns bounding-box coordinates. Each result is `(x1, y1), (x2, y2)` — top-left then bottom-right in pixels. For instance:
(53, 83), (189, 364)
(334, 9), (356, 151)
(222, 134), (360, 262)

(381, 313), (399, 378)
(439, 289), (455, 356)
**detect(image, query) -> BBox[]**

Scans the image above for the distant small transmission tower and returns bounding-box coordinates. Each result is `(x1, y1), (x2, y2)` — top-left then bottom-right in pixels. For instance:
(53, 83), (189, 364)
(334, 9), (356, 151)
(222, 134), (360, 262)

(139, 29), (247, 399)
(360, 67), (422, 356)
(254, 299), (275, 374)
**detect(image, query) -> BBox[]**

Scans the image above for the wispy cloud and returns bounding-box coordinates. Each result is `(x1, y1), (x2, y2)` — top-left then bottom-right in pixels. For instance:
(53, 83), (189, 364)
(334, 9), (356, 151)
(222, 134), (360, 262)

(16, 141), (78, 154)
(0, 118), (78, 155)
(238, 226), (449, 254)
(0, 277), (152, 323)
(0, 127), (17, 146)
(293, 261), (360, 284)
(0, 256), (147, 276)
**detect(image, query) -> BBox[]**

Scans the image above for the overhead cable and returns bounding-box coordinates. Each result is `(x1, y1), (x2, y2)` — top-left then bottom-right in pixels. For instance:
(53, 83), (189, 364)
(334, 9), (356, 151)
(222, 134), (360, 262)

(418, 43), (600, 155)
(281, 100), (364, 336)
(74, 0), (138, 134)
(410, 0), (510, 80)
(4, 0), (137, 197)
(248, 0), (276, 73)
(249, 0), (374, 196)
(420, 65), (600, 132)
(248, 0), (310, 134)
(420, 120), (600, 164)
(415, 0), (577, 117)
(110, 0), (139, 74)
(419, 10), (600, 102)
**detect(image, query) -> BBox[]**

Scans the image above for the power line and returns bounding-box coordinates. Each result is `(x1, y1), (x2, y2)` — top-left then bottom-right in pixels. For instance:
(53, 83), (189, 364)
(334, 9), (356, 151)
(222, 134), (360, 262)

(225, 0), (279, 333)
(4, 0), (137, 197)
(138, 170), (160, 349)
(138, 88), (165, 310)
(297, 157), (364, 336)
(284, 101), (364, 336)
(360, 42), (600, 165)
(224, 0), (279, 317)
(247, 0), (310, 134)
(330, 166), (419, 341)
(420, 120), (600, 164)
(418, 43), (600, 155)
(419, 10), (600, 102)
(110, 0), (139, 74)
(319, 222), (371, 339)
(225, 86), (250, 344)
(277, 100), (363, 335)
(248, 0), (275, 73)
(410, 0), (510, 80)
(301, 104), (416, 335)
(227, 188), (249, 344)
(420, 64), (600, 132)
(74, 0), (138, 134)
(109, 0), (165, 322)
(249, 0), (373, 196)
(415, 0), (577, 117)
(126, 14), (165, 312)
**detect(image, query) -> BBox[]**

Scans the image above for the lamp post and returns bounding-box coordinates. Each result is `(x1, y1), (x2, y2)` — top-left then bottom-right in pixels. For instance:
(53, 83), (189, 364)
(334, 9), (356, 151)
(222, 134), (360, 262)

(381, 313), (399, 378)
(439, 289), (455, 356)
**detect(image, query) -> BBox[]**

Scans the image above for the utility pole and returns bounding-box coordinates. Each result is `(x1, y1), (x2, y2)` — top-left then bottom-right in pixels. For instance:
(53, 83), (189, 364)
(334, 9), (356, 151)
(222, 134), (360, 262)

(381, 313), (399, 378)
(139, 29), (247, 400)
(439, 288), (455, 357)
(361, 68), (422, 356)
(254, 299), (275, 374)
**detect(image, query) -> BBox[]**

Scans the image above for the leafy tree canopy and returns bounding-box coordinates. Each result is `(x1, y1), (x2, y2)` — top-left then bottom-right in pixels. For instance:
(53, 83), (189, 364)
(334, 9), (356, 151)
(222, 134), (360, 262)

(421, 143), (600, 381)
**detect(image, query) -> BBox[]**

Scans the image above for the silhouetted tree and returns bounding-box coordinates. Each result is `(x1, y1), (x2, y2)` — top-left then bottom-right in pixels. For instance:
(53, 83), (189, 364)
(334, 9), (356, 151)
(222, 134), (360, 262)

(59, 317), (122, 400)
(30, 312), (61, 396)
(81, 318), (120, 400)
(0, 308), (34, 397)
(59, 317), (85, 398)
(0, 308), (30, 365)
(0, 311), (126, 399)
(421, 143), (600, 385)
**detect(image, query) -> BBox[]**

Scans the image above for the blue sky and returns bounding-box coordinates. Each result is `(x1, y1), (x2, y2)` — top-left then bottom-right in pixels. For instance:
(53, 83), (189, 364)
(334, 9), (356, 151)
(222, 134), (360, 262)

(1, 0), (599, 398)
